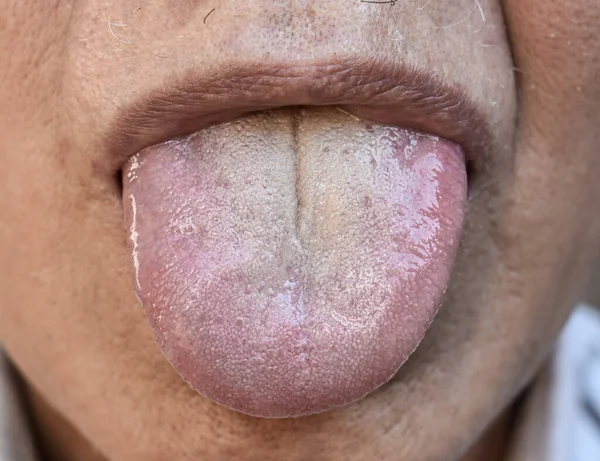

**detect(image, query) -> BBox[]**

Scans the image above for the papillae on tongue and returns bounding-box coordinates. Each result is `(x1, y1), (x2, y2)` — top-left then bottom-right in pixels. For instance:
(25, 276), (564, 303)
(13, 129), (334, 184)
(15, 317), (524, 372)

(123, 107), (466, 418)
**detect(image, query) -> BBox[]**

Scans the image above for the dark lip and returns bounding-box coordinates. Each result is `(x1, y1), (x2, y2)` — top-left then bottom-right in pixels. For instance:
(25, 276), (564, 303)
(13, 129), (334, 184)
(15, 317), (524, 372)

(105, 56), (491, 170)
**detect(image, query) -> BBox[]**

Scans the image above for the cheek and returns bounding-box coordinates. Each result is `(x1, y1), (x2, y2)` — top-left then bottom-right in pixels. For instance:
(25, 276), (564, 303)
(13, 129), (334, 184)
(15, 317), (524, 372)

(0, 128), (181, 441)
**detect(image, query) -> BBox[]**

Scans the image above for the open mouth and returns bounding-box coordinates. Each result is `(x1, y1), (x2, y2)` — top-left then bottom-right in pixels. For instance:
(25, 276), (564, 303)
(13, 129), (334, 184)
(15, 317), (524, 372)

(118, 59), (480, 418)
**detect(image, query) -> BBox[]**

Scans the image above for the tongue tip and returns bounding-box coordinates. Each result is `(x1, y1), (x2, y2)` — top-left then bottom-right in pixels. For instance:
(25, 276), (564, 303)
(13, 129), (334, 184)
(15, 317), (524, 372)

(173, 353), (405, 419)
(210, 359), (406, 419)
(149, 293), (438, 419)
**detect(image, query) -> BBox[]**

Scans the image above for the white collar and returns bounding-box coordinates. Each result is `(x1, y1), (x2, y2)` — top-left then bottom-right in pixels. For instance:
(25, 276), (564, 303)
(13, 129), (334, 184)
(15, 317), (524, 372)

(508, 305), (600, 461)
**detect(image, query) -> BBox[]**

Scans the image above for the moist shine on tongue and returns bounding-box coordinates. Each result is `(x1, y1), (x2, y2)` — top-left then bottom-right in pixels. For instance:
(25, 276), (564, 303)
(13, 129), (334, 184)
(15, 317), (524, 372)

(123, 107), (467, 418)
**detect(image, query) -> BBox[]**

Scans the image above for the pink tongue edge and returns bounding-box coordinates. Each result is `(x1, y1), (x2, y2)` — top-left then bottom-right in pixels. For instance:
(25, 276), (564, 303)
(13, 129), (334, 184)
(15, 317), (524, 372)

(123, 110), (467, 418)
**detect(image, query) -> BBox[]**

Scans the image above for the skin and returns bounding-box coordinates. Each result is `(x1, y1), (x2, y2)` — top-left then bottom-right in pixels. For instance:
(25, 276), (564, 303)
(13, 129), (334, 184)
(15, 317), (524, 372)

(0, 0), (599, 460)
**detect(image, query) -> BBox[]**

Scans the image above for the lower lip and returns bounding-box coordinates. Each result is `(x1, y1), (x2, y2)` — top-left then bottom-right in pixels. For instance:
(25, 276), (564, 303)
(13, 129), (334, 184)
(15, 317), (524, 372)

(123, 107), (467, 418)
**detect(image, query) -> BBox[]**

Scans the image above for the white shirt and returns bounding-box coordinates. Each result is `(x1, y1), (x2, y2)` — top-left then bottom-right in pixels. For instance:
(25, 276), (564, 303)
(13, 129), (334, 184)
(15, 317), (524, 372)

(1, 305), (599, 461)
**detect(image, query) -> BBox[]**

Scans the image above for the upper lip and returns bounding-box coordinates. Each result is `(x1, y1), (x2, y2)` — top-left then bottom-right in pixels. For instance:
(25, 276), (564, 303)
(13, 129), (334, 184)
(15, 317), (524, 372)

(106, 55), (491, 169)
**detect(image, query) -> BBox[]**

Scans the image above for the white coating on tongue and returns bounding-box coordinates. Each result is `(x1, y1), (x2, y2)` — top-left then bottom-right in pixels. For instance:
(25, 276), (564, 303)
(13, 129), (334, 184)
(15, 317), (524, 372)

(123, 107), (466, 418)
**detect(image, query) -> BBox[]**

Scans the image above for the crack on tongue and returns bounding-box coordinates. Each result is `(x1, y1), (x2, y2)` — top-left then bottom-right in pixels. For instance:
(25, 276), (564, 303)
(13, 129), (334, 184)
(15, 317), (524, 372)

(290, 109), (313, 403)
(292, 109), (304, 251)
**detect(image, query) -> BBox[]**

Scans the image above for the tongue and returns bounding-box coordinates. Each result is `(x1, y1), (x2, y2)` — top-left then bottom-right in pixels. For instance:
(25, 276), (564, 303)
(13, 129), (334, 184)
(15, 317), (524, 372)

(123, 107), (466, 418)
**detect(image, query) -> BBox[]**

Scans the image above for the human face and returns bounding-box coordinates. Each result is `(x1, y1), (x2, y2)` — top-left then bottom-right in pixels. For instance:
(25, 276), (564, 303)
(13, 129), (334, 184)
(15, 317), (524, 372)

(0, 0), (599, 460)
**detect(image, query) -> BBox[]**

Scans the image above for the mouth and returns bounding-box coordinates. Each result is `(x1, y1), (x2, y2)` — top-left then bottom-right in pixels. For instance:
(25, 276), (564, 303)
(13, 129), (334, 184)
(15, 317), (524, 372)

(117, 57), (482, 418)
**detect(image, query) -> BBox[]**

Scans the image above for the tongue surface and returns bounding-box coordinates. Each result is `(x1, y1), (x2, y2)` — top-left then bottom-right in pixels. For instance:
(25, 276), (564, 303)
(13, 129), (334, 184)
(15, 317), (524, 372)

(123, 107), (466, 418)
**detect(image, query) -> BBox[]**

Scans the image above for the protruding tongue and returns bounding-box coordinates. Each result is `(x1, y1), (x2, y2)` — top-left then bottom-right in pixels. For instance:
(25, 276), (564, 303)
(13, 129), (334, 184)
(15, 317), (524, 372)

(123, 107), (466, 418)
